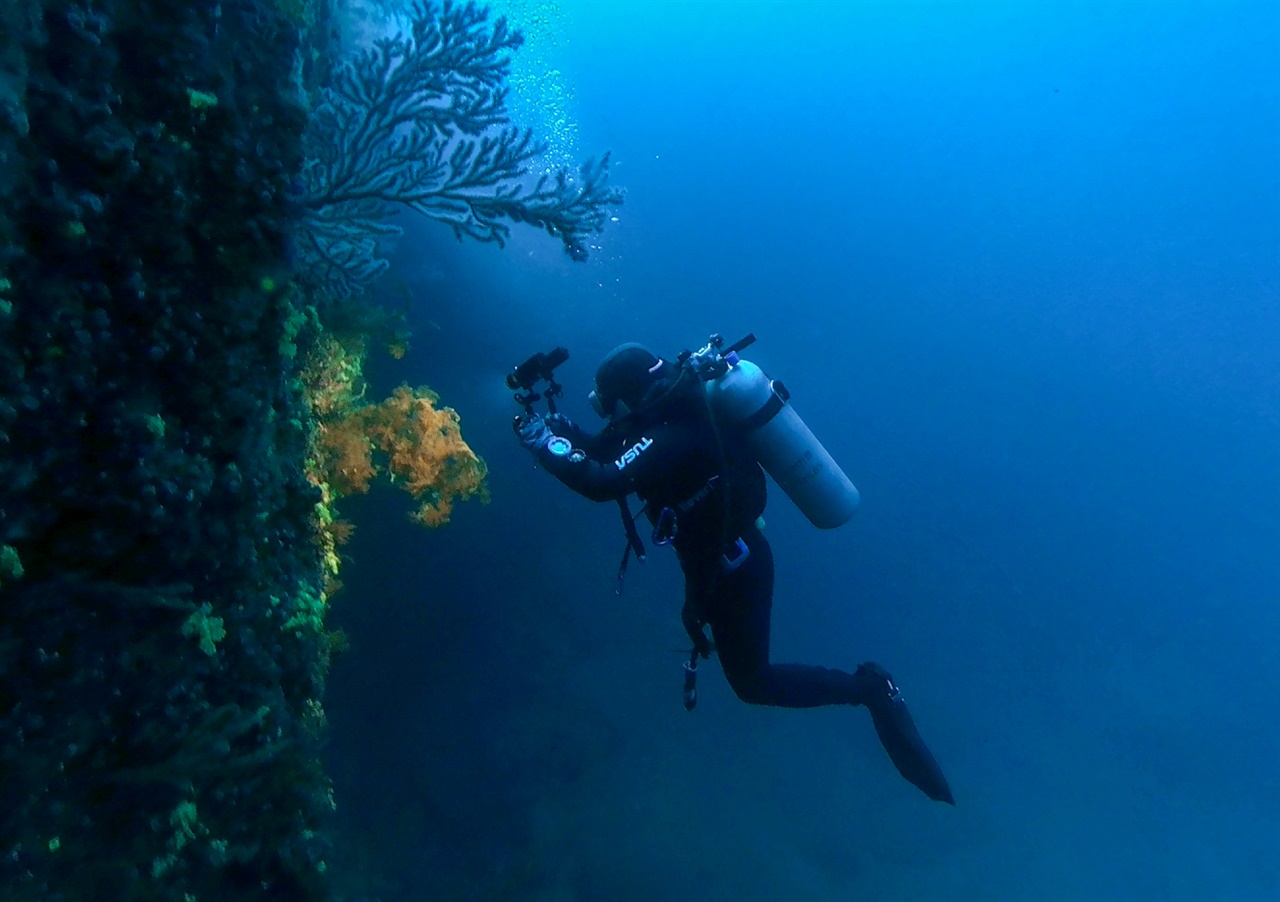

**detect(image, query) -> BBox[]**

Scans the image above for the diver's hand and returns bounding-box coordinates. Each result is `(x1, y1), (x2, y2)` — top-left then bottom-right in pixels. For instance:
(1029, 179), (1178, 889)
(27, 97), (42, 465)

(545, 412), (575, 436)
(516, 414), (553, 453)
(682, 603), (712, 659)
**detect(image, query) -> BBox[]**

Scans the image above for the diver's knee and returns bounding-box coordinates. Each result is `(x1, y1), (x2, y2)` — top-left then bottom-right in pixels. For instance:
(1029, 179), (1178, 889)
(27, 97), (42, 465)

(727, 673), (773, 706)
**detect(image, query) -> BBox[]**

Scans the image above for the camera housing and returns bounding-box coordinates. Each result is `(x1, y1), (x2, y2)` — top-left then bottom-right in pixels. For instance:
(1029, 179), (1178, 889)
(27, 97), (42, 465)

(506, 347), (569, 392)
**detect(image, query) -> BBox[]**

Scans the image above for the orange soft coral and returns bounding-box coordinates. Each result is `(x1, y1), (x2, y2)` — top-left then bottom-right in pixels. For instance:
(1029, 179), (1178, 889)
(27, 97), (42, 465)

(312, 383), (487, 528)
(304, 330), (487, 531)
(315, 416), (376, 496)
(360, 385), (488, 527)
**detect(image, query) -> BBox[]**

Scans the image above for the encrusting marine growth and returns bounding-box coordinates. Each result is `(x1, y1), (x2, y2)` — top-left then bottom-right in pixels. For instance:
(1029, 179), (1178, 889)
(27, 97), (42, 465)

(0, 0), (611, 897)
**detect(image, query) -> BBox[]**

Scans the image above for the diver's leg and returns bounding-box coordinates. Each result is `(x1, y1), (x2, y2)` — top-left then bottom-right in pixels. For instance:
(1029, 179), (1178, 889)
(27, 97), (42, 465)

(703, 532), (955, 803)
(707, 530), (862, 708)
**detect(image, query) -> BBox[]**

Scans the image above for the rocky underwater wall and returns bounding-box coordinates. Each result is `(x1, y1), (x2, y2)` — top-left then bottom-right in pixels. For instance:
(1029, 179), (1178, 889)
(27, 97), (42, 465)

(0, 1), (336, 898)
(0, 0), (621, 896)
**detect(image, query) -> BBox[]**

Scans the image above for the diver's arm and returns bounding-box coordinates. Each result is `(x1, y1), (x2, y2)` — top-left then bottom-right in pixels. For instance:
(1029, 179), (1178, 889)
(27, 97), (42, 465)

(538, 422), (685, 503)
(543, 455), (629, 502)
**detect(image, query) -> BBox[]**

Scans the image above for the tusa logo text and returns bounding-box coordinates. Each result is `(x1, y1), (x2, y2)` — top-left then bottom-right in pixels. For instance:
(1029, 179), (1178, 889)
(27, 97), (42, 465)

(615, 437), (653, 470)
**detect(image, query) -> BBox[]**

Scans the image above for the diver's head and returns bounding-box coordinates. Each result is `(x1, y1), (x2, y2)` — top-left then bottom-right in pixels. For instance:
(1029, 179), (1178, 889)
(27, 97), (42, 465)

(589, 343), (671, 420)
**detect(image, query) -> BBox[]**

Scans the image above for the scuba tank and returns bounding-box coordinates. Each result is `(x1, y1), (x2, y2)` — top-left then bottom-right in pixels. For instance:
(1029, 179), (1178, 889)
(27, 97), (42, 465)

(694, 335), (860, 529)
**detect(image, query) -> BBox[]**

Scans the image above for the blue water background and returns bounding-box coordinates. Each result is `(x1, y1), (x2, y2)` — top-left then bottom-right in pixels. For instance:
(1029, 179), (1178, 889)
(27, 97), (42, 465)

(325, 2), (1280, 898)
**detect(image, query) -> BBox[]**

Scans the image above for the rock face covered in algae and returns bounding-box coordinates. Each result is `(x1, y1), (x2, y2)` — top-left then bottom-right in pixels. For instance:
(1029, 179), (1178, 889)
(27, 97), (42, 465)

(0, 1), (335, 898)
(0, 1), (620, 897)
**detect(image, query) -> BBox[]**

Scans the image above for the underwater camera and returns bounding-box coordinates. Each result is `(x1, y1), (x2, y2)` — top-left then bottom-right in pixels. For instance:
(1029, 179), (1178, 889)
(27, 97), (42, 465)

(507, 346), (569, 419)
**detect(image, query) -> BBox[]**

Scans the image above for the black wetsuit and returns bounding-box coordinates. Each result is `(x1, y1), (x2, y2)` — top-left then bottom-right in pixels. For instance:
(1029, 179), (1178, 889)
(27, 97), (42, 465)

(540, 379), (862, 709)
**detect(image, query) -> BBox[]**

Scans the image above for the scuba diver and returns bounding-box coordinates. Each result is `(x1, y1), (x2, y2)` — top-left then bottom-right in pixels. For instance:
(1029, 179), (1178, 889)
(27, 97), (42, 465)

(513, 337), (954, 804)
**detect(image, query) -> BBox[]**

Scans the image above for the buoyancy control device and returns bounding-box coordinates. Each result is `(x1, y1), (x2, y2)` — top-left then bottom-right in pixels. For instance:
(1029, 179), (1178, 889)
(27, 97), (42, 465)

(685, 334), (860, 529)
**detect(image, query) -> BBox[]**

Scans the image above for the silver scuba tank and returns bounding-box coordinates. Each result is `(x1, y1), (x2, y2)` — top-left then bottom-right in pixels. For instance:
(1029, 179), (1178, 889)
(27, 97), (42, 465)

(704, 351), (860, 529)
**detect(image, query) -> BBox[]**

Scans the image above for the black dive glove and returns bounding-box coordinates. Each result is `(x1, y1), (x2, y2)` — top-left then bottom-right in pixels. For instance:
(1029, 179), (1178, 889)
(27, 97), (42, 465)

(515, 413), (553, 454)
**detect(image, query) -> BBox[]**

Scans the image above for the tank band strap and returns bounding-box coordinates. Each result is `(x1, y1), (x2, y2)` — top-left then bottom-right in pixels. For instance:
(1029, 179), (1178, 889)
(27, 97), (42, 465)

(740, 388), (785, 433)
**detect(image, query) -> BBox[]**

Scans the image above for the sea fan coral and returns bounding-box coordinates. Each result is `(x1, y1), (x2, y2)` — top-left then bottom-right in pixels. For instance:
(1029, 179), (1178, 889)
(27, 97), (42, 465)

(300, 0), (623, 301)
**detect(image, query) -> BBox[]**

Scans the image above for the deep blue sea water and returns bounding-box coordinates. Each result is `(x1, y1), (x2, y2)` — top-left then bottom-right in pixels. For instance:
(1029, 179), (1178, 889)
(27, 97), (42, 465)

(324, 2), (1280, 898)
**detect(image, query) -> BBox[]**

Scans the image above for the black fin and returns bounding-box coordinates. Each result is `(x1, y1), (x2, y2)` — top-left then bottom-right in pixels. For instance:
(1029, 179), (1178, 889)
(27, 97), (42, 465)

(857, 663), (955, 805)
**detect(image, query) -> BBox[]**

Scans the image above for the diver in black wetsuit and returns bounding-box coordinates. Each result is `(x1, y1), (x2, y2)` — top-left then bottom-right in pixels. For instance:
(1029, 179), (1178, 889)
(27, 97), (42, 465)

(516, 343), (954, 804)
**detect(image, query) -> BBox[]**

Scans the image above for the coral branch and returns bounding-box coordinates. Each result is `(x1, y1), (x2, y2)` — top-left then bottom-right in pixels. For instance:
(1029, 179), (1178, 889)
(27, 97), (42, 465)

(301, 0), (623, 299)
